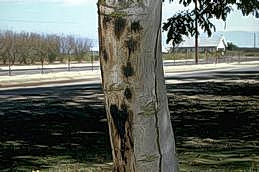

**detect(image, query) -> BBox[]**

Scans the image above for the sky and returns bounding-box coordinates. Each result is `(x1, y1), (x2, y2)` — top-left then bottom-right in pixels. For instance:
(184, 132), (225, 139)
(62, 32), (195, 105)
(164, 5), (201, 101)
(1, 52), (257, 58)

(0, 0), (258, 48)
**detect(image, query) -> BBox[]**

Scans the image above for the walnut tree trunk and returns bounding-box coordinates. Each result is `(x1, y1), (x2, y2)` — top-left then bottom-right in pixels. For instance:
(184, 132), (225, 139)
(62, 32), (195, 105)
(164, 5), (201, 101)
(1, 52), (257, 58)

(98, 0), (178, 171)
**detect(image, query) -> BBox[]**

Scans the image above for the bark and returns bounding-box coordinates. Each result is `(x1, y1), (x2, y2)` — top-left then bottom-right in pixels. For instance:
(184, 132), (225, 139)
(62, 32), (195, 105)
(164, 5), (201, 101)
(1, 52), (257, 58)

(195, 0), (199, 64)
(8, 55), (11, 76)
(68, 54), (71, 71)
(40, 55), (44, 74)
(98, 0), (178, 171)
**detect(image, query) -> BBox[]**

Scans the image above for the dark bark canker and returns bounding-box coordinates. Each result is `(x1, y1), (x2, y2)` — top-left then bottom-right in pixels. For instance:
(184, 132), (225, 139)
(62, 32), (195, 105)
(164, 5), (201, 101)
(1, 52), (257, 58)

(124, 87), (132, 100)
(102, 49), (108, 62)
(114, 17), (126, 39)
(125, 37), (137, 57)
(131, 21), (142, 32)
(110, 104), (129, 139)
(110, 104), (130, 161)
(103, 15), (112, 29)
(122, 62), (134, 78)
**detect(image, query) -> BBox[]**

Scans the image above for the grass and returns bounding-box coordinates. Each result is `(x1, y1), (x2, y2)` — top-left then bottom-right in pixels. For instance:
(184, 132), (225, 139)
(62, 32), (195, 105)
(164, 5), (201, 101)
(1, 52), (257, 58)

(167, 80), (259, 171)
(0, 67), (259, 171)
(0, 84), (112, 171)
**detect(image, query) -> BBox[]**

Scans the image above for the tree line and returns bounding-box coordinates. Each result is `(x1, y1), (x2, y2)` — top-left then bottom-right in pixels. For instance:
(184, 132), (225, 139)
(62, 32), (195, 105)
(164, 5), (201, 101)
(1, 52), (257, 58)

(0, 30), (94, 66)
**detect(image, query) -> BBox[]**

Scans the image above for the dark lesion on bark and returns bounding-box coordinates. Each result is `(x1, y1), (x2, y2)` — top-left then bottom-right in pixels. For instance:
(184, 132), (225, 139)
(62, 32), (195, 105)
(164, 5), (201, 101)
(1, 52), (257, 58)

(122, 62), (134, 78)
(131, 20), (142, 32)
(102, 49), (108, 62)
(124, 87), (132, 100)
(114, 17), (126, 39)
(103, 15), (112, 29)
(125, 37), (138, 57)
(109, 103), (133, 165)
(110, 104), (129, 139)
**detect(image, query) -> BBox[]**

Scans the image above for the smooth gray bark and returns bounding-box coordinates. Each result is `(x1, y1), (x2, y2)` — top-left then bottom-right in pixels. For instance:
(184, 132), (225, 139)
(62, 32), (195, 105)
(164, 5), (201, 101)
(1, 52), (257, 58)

(98, 1), (178, 171)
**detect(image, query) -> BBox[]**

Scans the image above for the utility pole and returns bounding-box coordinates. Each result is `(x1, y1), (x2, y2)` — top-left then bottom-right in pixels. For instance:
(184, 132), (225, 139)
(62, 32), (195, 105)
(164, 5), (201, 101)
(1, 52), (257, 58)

(195, 0), (199, 64)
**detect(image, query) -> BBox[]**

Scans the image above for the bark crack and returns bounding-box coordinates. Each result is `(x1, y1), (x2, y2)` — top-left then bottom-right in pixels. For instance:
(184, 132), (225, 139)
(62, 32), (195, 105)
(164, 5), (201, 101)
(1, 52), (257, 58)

(154, 18), (162, 172)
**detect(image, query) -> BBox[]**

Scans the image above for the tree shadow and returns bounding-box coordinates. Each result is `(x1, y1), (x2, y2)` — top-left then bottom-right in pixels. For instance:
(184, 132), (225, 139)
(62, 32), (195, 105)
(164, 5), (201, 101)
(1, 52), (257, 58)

(0, 84), (111, 171)
(167, 82), (259, 140)
(166, 70), (259, 83)
(167, 79), (259, 170)
(0, 69), (259, 170)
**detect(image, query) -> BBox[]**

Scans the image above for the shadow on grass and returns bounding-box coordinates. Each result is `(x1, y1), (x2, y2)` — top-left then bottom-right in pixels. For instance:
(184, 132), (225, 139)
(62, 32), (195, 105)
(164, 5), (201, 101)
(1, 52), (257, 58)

(167, 81), (259, 171)
(0, 72), (259, 171)
(0, 84), (111, 171)
(166, 70), (259, 83)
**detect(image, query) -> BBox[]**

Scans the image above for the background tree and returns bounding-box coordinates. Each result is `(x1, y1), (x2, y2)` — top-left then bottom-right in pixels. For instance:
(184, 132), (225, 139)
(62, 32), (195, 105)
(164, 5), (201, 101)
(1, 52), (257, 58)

(33, 34), (48, 74)
(0, 31), (93, 69)
(17, 32), (30, 65)
(4, 31), (18, 75)
(163, 0), (259, 63)
(46, 34), (60, 64)
(29, 33), (39, 64)
(227, 42), (239, 51)
(65, 35), (75, 71)
(0, 32), (9, 65)
(74, 38), (92, 63)
(98, 0), (178, 171)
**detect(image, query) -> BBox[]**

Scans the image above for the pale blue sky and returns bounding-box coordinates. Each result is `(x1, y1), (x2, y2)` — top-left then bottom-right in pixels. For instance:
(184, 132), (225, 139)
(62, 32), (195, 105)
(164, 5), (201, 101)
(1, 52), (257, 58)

(0, 0), (258, 47)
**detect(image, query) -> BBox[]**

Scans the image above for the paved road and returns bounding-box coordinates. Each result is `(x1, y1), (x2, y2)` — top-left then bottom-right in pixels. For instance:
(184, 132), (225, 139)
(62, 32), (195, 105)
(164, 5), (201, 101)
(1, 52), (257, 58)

(1, 56), (258, 76)
(0, 65), (100, 76)
(166, 65), (259, 81)
(1, 63), (258, 92)
(1, 64), (258, 97)
(0, 62), (187, 76)
(0, 61), (185, 76)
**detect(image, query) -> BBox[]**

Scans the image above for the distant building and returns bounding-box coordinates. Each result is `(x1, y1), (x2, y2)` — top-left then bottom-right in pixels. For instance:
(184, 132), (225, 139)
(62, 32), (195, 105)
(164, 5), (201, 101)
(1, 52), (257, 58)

(172, 35), (228, 53)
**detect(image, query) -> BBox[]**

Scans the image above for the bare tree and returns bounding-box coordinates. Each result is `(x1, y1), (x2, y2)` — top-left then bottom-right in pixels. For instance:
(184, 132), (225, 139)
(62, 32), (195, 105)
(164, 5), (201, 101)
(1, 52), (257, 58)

(0, 31), (93, 66)
(0, 32), (9, 65)
(4, 31), (18, 76)
(74, 38), (92, 62)
(33, 34), (48, 74)
(66, 35), (75, 71)
(17, 32), (30, 65)
(46, 34), (59, 64)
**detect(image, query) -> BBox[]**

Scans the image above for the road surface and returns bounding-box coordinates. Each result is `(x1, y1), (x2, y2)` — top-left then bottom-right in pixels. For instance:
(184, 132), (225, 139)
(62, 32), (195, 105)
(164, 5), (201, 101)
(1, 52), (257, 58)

(1, 62), (258, 91)
(0, 65), (100, 76)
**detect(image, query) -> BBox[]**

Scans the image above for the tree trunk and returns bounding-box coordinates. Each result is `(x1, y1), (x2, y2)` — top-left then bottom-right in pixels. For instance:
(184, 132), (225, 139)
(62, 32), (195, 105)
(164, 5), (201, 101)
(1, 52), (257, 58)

(68, 55), (71, 71)
(41, 57), (44, 74)
(3, 58), (7, 65)
(11, 53), (16, 65)
(98, 1), (178, 171)
(8, 55), (11, 76)
(195, 0), (199, 64)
